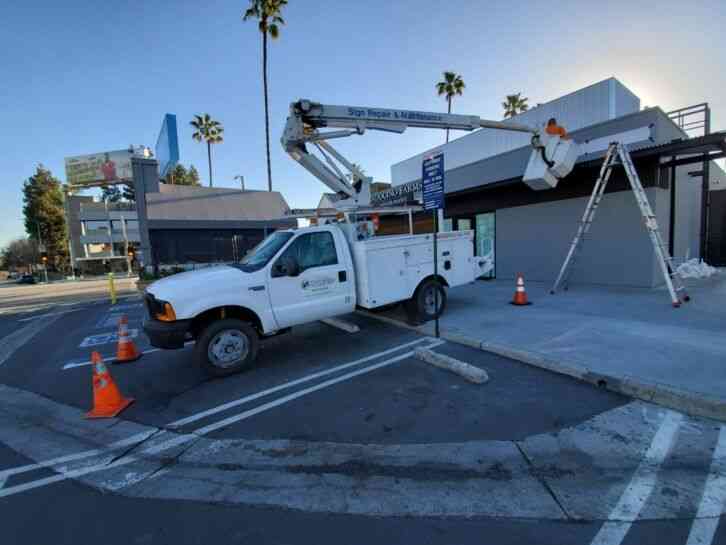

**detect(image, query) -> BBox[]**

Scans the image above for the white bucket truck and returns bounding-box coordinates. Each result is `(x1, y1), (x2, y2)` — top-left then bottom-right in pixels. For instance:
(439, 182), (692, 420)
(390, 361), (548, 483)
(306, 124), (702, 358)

(144, 100), (577, 375)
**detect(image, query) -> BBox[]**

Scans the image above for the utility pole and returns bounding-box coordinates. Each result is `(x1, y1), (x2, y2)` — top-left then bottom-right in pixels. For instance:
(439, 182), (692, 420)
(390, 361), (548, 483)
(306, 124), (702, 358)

(36, 222), (48, 283)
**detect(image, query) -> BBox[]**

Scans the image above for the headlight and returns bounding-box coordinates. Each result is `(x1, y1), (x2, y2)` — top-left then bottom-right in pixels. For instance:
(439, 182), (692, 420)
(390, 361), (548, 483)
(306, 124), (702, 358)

(155, 302), (177, 322)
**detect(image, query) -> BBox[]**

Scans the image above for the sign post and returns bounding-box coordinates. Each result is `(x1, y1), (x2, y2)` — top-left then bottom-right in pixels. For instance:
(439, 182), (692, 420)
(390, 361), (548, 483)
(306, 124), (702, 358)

(422, 153), (445, 338)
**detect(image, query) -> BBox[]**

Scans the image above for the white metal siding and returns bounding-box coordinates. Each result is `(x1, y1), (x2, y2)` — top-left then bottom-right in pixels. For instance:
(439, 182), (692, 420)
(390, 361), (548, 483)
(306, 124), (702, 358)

(391, 78), (641, 185)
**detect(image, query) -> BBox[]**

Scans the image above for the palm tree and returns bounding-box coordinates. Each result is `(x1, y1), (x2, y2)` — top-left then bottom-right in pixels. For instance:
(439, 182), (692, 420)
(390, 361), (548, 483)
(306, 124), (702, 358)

(436, 71), (465, 143)
(190, 114), (224, 187)
(502, 93), (529, 118)
(243, 0), (288, 192)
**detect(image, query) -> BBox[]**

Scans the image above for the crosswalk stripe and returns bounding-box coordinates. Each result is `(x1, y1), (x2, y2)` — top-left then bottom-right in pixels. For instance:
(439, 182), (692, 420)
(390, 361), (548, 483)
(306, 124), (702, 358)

(589, 410), (683, 545)
(686, 426), (726, 545)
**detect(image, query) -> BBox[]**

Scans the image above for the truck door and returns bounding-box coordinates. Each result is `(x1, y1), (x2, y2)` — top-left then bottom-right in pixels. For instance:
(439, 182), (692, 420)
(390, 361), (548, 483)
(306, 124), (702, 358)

(268, 230), (352, 328)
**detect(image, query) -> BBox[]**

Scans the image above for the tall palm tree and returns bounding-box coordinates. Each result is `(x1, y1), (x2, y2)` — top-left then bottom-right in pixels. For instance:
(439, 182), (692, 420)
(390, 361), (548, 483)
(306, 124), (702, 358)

(502, 93), (529, 118)
(190, 114), (224, 187)
(436, 71), (465, 143)
(243, 0), (288, 192)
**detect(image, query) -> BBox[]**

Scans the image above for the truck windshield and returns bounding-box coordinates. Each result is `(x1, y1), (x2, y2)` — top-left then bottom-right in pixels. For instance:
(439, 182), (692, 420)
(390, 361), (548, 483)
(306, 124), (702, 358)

(234, 231), (294, 272)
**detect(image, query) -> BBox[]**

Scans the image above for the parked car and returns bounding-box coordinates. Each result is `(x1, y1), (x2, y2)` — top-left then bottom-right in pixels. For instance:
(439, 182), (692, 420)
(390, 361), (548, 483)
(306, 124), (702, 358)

(17, 274), (37, 285)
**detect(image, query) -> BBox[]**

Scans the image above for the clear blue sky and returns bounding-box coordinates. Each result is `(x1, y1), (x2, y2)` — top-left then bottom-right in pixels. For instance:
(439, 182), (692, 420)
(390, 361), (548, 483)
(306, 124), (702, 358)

(1, 0), (724, 247)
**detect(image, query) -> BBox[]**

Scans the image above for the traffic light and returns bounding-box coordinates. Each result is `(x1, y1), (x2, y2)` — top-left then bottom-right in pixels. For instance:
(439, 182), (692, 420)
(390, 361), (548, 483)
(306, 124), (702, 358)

(128, 249), (135, 259)
(40, 252), (48, 264)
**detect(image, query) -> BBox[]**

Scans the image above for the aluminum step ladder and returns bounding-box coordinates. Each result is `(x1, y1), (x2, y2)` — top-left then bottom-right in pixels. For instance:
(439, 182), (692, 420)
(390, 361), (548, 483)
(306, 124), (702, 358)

(550, 142), (690, 307)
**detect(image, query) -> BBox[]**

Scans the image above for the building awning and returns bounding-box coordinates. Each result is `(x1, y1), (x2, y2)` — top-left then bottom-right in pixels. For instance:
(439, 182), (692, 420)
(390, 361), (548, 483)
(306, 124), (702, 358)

(579, 131), (726, 169)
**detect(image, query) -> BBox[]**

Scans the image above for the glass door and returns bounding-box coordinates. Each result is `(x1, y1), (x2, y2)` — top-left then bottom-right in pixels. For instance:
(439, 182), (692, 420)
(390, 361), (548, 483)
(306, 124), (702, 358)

(475, 213), (495, 278)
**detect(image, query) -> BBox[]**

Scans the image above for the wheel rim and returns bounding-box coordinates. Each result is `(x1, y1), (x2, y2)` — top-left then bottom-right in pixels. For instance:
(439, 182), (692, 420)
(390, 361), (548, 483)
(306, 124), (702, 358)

(208, 329), (249, 368)
(423, 285), (442, 315)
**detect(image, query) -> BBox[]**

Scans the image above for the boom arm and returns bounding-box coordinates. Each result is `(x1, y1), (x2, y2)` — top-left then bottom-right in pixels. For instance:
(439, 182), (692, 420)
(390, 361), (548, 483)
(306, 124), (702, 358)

(281, 99), (538, 209)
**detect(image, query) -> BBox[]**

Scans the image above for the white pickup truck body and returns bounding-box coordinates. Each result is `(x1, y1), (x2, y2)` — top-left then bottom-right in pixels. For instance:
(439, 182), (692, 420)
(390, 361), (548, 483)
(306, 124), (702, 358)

(143, 223), (485, 375)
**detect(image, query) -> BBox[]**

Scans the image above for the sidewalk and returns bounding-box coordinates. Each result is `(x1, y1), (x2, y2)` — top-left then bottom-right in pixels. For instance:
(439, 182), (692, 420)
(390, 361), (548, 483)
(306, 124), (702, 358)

(367, 273), (726, 421)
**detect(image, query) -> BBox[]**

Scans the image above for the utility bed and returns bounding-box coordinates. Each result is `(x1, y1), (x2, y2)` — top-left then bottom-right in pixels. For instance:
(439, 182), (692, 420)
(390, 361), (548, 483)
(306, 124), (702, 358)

(349, 230), (484, 309)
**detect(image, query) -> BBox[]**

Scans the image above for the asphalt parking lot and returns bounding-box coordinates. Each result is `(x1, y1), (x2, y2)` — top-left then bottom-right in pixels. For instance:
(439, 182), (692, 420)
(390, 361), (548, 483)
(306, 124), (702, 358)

(1, 292), (725, 544)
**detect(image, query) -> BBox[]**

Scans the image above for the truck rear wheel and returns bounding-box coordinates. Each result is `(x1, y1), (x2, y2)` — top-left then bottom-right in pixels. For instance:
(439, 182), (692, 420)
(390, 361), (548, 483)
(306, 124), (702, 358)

(196, 319), (259, 377)
(409, 278), (447, 322)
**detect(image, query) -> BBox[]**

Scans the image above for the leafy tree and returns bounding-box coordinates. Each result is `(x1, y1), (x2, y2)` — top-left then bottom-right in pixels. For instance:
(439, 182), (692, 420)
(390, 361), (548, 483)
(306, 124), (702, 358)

(187, 165), (201, 186)
(162, 164), (202, 186)
(22, 165), (68, 269)
(190, 114), (224, 187)
(101, 185), (123, 203)
(243, 0), (288, 192)
(502, 92), (529, 118)
(1, 238), (39, 272)
(121, 183), (135, 202)
(436, 71), (465, 143)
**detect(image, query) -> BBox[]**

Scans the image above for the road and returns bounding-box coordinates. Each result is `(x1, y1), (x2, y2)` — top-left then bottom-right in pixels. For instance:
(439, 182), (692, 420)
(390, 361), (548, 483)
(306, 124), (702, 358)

(0, 276), (138, 315)
(0, 284), (725, 544)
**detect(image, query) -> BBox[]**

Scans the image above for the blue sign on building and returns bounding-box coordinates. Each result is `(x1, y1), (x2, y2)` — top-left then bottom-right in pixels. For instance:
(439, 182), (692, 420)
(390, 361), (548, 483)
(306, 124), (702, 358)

(422, 153), (445, 211)
(155, 114), (180, 179)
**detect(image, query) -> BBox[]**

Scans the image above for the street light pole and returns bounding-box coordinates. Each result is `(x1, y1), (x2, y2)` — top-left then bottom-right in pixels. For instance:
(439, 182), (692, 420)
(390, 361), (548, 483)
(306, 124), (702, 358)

(36, 222), (48, 283)
(234, 175), (245, 191)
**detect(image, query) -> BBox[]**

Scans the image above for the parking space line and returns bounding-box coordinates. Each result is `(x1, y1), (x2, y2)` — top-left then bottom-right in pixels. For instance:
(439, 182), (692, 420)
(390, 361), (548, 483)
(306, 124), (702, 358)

(168, 337), (433, 428)
(589, 410), (683, 545)
(193, 339), (445, 436)
(0, 339), (443, 498)
(686, 426), (726, 545)
(0, 429), (158, 483)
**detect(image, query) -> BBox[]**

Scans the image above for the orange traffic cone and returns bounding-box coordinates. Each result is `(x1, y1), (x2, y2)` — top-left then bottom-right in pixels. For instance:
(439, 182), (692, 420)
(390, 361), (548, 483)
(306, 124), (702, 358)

(115, 315), (141, 363)
(510, 273), (532, 306)
(86, 352), (134, 419)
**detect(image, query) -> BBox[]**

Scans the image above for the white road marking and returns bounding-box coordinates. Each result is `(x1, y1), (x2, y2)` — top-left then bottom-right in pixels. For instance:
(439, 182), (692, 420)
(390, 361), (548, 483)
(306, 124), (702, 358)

(62, 341), (194, 370)
(0, 339), (443, 498)
(0, 314), (63, 366)
(168, 337), (431, 428)
(78, 329), (138, 348)
(0, 429), (158, 482)
(686, 426), (726, 545)
(589, 410), (683, 545)
(17, 308), (84, 322)
(5, 294), (140, 319)
(0, 475), (6, 489)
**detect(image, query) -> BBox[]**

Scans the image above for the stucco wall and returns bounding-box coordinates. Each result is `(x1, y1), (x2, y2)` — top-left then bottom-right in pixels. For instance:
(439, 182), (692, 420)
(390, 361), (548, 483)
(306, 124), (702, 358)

(496, 187), (665, 287)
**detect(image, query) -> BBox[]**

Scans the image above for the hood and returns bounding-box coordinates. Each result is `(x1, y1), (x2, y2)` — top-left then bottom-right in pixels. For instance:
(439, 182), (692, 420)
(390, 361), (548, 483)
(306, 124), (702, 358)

(147, 265), (247, 303)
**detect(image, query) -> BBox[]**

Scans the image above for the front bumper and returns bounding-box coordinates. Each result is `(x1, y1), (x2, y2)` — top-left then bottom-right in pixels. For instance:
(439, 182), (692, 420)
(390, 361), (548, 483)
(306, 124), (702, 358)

(143, 318), (192, 349)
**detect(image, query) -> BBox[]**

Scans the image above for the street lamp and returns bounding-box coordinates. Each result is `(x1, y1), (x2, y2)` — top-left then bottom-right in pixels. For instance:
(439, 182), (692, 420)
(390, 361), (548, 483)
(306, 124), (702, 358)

(234, 175), (245, 191)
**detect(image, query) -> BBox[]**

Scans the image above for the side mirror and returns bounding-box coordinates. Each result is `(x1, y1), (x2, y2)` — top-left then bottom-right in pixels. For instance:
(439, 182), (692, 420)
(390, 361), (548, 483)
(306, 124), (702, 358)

(279, 256), (301, 277)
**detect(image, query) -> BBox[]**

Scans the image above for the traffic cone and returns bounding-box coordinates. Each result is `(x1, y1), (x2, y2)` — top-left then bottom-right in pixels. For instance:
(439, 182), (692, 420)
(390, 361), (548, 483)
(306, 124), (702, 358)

(86, 352), (134, 419)
(115, 315), (141, 363)
(510, 273), (532, 306)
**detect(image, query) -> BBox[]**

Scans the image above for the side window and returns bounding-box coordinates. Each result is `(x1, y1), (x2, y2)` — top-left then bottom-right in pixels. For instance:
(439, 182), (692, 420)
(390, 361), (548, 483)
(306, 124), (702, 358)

(278, 232), (338, 273)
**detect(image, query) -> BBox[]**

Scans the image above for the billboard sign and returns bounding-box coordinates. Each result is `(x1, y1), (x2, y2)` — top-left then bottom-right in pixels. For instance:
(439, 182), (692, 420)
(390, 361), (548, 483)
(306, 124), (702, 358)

(422, 153), (445, 211)
(155, 113), (179, 178)
(65, 149), (134, 187)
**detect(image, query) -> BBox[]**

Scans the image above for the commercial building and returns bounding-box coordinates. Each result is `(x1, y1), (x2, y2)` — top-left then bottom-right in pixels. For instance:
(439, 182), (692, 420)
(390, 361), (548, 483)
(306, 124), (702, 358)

(390, 78), (726, 287)
(67, 182), (294, 275)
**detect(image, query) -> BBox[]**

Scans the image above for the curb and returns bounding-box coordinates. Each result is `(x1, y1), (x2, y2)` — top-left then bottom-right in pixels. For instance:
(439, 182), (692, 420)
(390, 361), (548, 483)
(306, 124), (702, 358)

(413, 347), (489, 384)
(356, 310), (726, 423)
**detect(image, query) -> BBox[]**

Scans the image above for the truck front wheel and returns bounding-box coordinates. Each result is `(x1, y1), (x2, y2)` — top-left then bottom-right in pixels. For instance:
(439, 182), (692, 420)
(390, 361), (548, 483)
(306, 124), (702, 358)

(196, 319), (259, 377)
(408, 278), (447, 322)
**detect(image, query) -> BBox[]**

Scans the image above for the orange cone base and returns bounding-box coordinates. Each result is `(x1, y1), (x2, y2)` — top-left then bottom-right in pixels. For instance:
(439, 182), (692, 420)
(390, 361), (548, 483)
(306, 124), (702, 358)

(86, 397), (134, 419)
(114, 351), (142, 364)
(509, 300), (533, 306)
